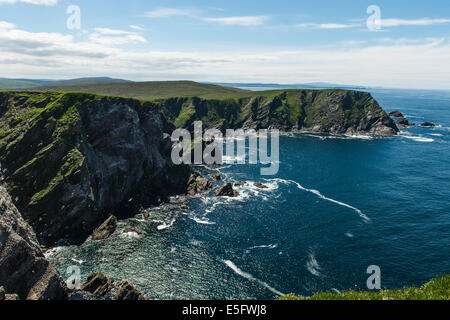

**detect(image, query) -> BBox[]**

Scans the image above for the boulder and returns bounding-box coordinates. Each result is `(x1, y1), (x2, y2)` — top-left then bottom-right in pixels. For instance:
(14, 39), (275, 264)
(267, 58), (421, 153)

(214, 183), (239, 197)
(113, 280), (147, 300)
(80, 272), (115, 297)
(0, 286), (5, 300)
(421, 122), (436, 127)
(0, 186), (68, 300)
(254, 182), (269, 189)
(91, 215), (117, 240)
(389, 111), (404, 118)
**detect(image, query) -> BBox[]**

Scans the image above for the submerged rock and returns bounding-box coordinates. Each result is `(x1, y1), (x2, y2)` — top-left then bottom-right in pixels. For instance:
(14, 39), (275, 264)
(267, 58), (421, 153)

(80, 272), (115, 297)
(421, 122), (436, 127)
(253, 182), (268, 189)
(0, 186), (68, 300)
(214, 183), (239, 197)
(113, 280), (147, 300)
(91, 215), (117, 240)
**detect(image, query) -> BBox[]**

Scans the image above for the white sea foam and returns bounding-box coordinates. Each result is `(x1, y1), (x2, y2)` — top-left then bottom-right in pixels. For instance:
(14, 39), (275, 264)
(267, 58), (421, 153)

(157, 218), (176, 231)
(121, 231), (141, 239)
(223, 260), (284, 297)
(345, 233), (354, 238)
(403, 135), (434, 143)
(70, 257), (84, 265)
(429, 133), (443, 137)
(306, 253), (321, 277)
(190, 216), (216, 225)
(266, 178), (371, 222)
(248, 244), (278, 250)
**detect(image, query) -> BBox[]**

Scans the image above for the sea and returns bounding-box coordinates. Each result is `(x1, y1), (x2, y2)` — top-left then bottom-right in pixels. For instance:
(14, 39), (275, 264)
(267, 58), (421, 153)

(46, 87), (450, 300)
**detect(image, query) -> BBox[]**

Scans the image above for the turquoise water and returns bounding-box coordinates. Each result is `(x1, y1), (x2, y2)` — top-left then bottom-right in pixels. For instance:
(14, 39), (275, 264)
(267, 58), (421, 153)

(47, 88), (450, 299)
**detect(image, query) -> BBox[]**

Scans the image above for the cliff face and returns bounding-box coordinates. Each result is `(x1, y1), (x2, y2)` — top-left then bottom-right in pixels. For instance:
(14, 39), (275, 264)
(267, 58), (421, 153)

(0, 92), (190, 246)
(0, 89), (395, 245)
(158, 90), (398, 135)
(0, 186), (68, 300)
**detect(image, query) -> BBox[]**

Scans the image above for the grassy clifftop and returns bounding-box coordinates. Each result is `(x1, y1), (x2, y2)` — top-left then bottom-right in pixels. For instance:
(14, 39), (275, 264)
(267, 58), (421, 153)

(280, 275), (450, 300)
(31, 80), (252, 100)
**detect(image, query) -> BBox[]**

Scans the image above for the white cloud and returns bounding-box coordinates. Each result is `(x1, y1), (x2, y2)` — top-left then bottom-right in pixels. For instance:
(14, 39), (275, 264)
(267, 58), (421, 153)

(130, 25), (144, 31)
(0, 21), (450, 90)
(0, 0), (57, 5)
(296, 22), (359, 29)
(89, 28), (147, 45)
(204, 16), (269, 26)
(144, 8), (197, 18)
(381, 18), (450, 27)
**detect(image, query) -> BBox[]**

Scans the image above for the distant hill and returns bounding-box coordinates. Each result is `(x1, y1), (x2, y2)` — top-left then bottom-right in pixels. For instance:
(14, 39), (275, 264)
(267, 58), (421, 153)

(0, 77), (130, 90)
(211, 82), (369, 91)
(0, 78), (54, 89)
(30, 80), (252, 100)
(40, 77), (132, 87)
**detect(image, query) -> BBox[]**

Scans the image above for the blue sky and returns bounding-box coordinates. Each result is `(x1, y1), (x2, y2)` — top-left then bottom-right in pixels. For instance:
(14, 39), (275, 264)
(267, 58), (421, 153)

(1, 0), (450, 89)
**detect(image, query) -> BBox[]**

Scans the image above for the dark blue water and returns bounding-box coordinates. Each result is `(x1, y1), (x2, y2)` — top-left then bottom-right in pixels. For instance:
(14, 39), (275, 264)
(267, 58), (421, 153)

(47, 88), (450, 299)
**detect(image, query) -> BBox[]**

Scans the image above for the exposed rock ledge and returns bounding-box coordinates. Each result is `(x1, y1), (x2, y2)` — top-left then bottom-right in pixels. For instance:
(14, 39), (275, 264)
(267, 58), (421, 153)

(0, 186), (68, 300)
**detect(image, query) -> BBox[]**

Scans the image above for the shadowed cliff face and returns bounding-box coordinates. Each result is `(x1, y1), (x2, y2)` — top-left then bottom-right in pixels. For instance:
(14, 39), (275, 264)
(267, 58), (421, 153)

(0, 92), (190, 246)
(0, 186), (68, 300)
(158, 90), (398, 135)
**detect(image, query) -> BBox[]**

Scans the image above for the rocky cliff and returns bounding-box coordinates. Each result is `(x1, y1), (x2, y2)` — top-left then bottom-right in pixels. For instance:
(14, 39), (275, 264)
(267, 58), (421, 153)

(0, 185), (68, 300)
(158, 89), (398, 135)
(0, 92), (190, 246)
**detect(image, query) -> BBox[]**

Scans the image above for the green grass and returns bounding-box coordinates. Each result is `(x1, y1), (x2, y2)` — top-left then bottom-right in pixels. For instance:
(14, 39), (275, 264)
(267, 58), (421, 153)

(280, 275), (450, 300)
(31, 80), (254, 100)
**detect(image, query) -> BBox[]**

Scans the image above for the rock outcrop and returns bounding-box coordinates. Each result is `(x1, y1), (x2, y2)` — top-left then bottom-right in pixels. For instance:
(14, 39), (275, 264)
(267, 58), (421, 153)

(209, 173), (221, 181)
(214, 183), (239, 197)
(160, 90), (398, 136)
(187, 171), (213, 196)
(0, 92), (191, 246)
(389, 111), (404, 118)
(80, 272), (115, 297)
(113, 280), (146, 300)
(0, 186), (68, 300)
(396, 117), (414, 128)
(91, 215), (117, 240)
(421, 122), (436, 127)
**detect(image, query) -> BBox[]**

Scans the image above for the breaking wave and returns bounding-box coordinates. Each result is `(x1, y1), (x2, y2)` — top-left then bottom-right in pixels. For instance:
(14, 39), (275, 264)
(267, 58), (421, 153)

(223, 260), (284, 297)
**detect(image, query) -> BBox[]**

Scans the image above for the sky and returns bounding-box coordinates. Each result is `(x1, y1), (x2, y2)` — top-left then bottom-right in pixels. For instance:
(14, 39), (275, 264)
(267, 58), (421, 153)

(0, 0), (449, 89)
